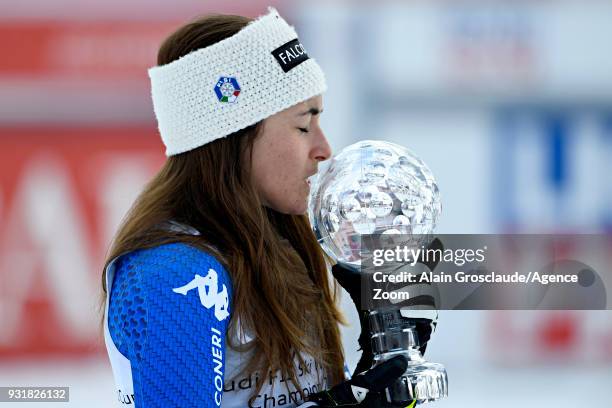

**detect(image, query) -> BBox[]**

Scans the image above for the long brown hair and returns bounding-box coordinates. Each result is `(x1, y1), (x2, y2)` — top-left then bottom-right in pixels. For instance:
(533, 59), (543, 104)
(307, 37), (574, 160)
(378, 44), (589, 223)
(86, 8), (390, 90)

(102, 13), (346, 398)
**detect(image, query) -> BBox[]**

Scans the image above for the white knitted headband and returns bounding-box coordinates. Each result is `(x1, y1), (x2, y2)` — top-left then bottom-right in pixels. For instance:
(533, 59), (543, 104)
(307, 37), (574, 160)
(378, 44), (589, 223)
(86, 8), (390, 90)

(148, 7), (327, 156)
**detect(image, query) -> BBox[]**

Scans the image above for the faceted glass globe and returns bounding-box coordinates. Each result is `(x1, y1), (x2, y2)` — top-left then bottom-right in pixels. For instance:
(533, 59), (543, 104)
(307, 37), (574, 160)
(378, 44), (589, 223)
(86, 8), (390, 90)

(308, 140), (441, 267)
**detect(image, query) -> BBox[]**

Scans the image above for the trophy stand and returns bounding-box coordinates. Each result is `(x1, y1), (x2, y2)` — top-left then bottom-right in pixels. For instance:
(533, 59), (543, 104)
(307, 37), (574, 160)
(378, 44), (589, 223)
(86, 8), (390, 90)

(369, 310), (448, 404)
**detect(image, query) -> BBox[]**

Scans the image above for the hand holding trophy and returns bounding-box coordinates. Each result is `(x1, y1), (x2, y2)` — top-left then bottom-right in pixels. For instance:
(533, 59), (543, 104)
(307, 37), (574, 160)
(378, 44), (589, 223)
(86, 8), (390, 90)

(308, 140), (448, 405)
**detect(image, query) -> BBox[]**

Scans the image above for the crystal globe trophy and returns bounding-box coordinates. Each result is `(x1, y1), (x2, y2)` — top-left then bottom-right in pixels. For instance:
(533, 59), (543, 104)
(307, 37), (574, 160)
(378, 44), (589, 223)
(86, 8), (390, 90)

(308, 140), (447, 404)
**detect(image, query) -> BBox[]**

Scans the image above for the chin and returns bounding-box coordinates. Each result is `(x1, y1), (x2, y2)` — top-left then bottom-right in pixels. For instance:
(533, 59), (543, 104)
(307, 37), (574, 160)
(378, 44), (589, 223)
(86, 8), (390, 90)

(271, 198), (308, 215)
(292, 196), (310, 215)
(284, 204), (308, 215)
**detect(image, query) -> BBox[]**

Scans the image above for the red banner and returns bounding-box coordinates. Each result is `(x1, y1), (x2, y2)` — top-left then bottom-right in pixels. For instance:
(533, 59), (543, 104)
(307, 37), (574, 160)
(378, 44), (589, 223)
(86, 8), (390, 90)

(0, 126), (164, 357)
(0, 22), (179, 79)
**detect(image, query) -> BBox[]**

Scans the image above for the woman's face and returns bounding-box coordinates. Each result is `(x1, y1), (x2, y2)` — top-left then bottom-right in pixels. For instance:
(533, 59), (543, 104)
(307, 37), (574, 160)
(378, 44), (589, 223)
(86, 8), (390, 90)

(250, 95), (332, 214)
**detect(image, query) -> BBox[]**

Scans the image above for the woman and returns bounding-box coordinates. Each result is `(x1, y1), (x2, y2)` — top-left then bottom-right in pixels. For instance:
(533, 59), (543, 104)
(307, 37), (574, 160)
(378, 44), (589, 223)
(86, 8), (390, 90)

(102, 8), (409, 408)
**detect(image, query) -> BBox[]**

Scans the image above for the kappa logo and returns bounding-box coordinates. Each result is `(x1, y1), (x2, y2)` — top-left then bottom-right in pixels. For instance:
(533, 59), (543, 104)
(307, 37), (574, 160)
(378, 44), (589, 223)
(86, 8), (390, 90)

(172, 268), (230, 321)
(214, 76), (241, 103)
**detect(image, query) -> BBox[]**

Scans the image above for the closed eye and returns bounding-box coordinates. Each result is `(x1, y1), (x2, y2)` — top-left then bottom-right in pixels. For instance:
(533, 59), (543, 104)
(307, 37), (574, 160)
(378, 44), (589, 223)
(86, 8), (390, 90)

(298, 127), (310, 133)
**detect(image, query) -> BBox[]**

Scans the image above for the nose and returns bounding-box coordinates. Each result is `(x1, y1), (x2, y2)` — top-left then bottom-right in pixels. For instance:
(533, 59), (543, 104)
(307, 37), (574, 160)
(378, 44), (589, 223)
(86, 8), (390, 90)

(312, 126), (332, 162)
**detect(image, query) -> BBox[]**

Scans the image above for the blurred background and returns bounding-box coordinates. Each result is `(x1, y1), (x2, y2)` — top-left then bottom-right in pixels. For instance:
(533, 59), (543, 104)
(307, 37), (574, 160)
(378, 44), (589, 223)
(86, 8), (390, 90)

(1, 0), (611, 406)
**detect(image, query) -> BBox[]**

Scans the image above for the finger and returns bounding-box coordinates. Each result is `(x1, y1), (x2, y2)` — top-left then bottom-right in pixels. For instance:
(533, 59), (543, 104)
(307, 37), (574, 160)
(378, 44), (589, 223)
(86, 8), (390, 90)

(352, 355), (408, 392)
